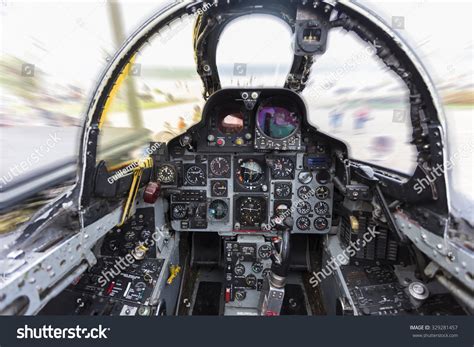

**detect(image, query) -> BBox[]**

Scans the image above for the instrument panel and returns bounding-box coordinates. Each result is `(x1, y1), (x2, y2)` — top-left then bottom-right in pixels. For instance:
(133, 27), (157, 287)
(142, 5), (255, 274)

(161, 88), (343, 235)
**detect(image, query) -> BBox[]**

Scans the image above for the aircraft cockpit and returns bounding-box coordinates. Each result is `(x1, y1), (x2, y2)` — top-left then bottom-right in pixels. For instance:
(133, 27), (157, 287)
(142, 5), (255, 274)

(0, 0), (472, 319)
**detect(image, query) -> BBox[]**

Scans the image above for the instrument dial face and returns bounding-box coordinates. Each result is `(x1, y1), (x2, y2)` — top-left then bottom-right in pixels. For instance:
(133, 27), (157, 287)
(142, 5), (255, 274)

(172, 204), (187, 220)
(211, 180), (227, 197)
(314, 217), (329, 231)
(134, 281), (146, 291)
(235, 290), (246, 301)
(124, 231), (136, 242)
(296, 201), (311, 215)
(316, 170), (331, 184)
(234, 263), (246, 276)
(275, 203), (291, 217)
(298, 171), (313, 184)
(271, 157), (294, 179)
(314, 201), (330, 215)
(156, 164), (176, 184)
(252, 262), (263, 273)
(245, 274), (257, 287)
(296, 216), (311, 231)
(237, 159), (264, 187)
(237, 196), (266, 227)
(315, 186), (330, 200)
(142, 261), (158, 274)
(258, 244), (272, 259)
(274, 182), (291, 198)
(185, 165), (206, 186)
(262, 268), (271, 278)
(210, 156), (230, 177)
(297, 185), (313, 199)
(208, 199), (229, 220)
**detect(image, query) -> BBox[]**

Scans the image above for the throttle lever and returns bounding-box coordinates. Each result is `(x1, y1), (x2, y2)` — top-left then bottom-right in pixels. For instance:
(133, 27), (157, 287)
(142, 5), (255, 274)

(270, 229), (291, 278)
(258, 229), (291, 316)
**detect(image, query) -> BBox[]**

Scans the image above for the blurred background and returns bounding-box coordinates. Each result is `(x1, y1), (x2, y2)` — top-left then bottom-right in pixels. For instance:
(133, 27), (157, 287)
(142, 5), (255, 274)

(0, 0), (472, 234)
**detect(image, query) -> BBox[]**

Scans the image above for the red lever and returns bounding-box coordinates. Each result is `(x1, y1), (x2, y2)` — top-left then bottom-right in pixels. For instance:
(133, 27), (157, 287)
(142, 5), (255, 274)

(143, 182), (161, 204)
(105, 281), (115, 295)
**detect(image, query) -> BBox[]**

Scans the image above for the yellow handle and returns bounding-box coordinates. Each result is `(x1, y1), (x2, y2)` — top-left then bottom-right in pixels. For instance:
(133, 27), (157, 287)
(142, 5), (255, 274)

(167, 265), (181, 285)
(118, 157), (153, 227)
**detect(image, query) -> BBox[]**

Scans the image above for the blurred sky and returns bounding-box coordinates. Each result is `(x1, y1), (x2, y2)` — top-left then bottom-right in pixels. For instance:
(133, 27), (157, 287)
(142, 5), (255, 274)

(0, 0), (472, 211)
(1, 0), (472, 90)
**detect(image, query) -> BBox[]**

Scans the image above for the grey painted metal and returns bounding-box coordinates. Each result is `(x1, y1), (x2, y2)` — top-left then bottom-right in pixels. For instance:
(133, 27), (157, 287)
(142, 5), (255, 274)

(394, 212), (474, 304)
(0, 205), (123, 314)
(0, 0), (463, 316)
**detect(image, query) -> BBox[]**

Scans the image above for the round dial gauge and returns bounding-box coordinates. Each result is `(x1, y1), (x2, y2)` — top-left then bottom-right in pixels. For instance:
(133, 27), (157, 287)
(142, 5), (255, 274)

(211, 181), (227, 196)
(314, 217), (329, 231)
(296, 201), (311, 215)
(315, 186), (330, 200)
(297, 185), (313, 199)
(314, 201), (330, 215)
(156, 164), (175, 184)
(252, 262), (263, 273)
(316, 170), (331, 184)
(124, 231), (136, 242)
(234, 263), (246, 276)
(185, 165), (205, 185)
(237, 159), (264, 186)
(274, 182), (291, 198)
(142, 261), (158, 274)
(271, 157), (294, 179)
(134, 281), (146, 291)
(296, 216), (311, 231)
(245, 274), (257, 287)
(172, 204), (187, 219)
(238, 197), (265, 227)
(258, 244), (272, 259)
(275, 203), (290, 217)
(298, 171), (313, 184)
(208, 199), (229, 220)
(210, 157), (230, 177)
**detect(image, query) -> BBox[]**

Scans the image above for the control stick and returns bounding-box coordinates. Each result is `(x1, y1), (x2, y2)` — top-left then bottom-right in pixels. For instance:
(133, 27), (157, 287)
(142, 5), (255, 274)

(258, 217), (292, 316)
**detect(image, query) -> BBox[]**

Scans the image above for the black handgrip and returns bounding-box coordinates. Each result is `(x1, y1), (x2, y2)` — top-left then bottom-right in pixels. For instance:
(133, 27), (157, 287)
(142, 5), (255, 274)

(271, 230), (291, 278)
